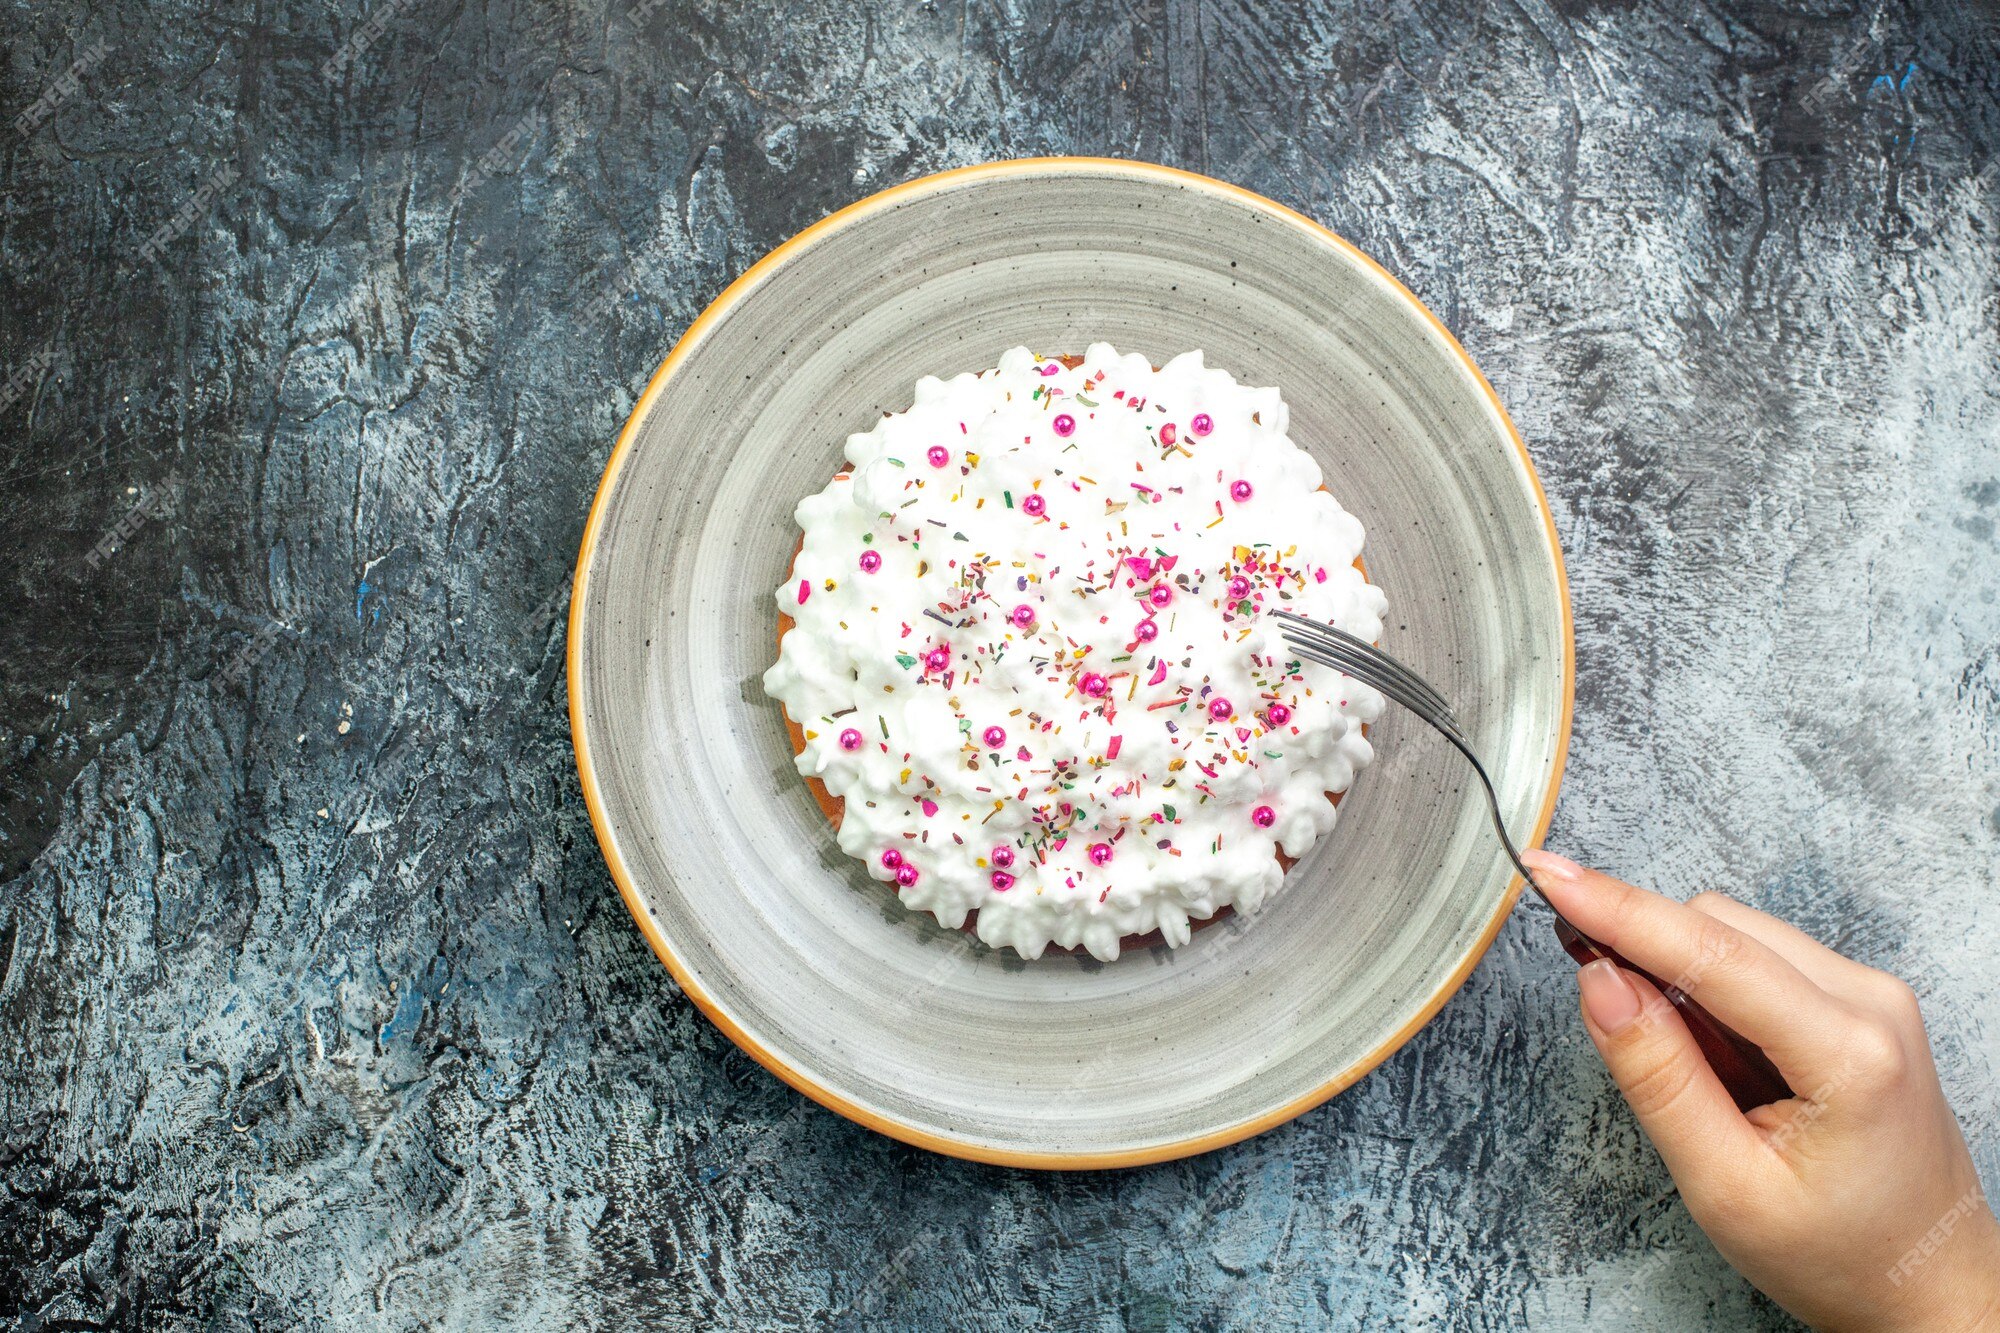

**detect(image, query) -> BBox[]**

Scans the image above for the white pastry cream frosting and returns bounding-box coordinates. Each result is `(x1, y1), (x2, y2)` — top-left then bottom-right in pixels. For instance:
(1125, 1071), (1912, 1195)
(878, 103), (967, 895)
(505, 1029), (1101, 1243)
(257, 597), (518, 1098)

(763, 344), (1386, 961)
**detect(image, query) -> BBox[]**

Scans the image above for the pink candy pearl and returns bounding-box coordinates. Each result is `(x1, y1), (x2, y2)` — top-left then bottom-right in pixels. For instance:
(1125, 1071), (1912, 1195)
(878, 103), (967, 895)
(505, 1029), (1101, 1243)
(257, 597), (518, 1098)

(1229, 479), (1254, 502)
(927, 445), (950, 467)
(1134, 620), (1159, 642)
(1227, 575), (1252, 599)
(1052, 414), (1076, 437)
(982, 725), (1006, 748)
(895, 863), (920, 887)
(1266, 702), (1292, 726)
(1208, 697), (1233, 720)
(1252, 805), (1276, 828)
(1146, 584), (1173, 609)
(1159, 423), (1177, 446)
(925, 646), (950, 671)
(990, 870), (1015, 891)
(1190, 413), (1213, 437)
(838, 728), (863, 750)
(880, 848), (904, 870)
(991, 845), (1015, 869)
(858, 549), (882, 573)
(1087, 842), (1114, 866)
(1010, 604), (1036, 628)
(1079, 672), (1109, 698)
(1021, 493), (1046, 517)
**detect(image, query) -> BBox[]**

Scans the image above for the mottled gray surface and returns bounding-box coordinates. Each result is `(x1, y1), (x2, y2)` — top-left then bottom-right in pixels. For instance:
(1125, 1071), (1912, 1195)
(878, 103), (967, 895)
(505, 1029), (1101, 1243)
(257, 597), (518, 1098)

(1, 0), (1994, 1327)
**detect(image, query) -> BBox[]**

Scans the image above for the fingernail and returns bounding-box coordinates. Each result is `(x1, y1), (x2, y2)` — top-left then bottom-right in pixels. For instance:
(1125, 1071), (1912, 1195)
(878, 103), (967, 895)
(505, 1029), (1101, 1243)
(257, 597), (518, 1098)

(1522, 848), (1584, 882)
(1578, 959), (1642, 1033)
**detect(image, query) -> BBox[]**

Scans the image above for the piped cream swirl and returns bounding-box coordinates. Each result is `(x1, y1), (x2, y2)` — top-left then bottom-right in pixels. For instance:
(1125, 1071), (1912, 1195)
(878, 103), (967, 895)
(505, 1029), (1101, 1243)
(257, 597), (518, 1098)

(764, 344), (1385, 961)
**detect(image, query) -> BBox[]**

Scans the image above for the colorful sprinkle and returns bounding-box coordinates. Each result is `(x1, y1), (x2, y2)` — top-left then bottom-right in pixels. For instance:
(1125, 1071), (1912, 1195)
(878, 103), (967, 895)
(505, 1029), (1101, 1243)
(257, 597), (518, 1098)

(768, 345), (1381, 962)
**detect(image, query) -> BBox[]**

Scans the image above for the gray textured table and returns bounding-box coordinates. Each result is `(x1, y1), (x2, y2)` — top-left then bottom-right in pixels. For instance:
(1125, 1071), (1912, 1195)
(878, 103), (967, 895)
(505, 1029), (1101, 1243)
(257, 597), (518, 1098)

(4, 1), (1995, 1327)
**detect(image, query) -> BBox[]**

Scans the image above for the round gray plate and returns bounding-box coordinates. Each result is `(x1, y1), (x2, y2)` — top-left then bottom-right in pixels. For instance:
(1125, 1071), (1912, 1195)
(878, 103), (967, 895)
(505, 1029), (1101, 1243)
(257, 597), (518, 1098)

(569, 159), (1572, 1168)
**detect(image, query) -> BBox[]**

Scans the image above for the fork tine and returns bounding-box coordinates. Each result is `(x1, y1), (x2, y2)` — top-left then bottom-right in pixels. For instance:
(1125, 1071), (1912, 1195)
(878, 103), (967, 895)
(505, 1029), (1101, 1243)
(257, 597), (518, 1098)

(1271, 611), (1458, 726)
(1277, 615), (1455, 722)
(1283, 635), (1464, 740)
(1281, 634), (1417, 707)
(1270, 610), (1442, 702)
(1281, 630), (1468, 741)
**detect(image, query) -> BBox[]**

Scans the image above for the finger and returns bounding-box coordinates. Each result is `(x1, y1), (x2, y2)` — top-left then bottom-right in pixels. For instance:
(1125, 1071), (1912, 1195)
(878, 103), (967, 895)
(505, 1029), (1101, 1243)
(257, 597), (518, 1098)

(1683, 891), (1880, 999)
(1524, 850), (1848, 1079)
(1575, 960), (1767, 1178)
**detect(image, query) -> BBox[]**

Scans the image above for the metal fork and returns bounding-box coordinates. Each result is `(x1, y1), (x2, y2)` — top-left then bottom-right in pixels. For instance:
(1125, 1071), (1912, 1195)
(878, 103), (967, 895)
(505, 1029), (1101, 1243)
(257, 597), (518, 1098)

(1272, 609), (1793, 1112)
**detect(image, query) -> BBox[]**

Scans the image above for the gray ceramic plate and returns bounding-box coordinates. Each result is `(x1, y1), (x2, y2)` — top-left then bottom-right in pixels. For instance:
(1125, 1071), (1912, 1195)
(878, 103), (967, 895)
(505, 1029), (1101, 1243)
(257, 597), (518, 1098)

(569, 159), (1572, 1168)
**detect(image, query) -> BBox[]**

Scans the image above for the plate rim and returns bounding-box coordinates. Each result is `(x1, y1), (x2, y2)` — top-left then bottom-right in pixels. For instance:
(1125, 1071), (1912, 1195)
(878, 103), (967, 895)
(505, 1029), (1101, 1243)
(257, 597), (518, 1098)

(568, 156), (1576, 1170)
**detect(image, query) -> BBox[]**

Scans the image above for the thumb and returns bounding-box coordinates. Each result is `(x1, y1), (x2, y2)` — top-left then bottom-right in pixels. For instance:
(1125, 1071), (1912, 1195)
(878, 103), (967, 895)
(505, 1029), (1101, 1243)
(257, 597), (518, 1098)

(1576, 959), (1765, 1179)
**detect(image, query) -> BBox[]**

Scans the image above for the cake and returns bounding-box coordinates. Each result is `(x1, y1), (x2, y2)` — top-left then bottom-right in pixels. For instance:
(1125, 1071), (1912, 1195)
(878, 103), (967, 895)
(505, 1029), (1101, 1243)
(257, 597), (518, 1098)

(762, 344), (1386, 961)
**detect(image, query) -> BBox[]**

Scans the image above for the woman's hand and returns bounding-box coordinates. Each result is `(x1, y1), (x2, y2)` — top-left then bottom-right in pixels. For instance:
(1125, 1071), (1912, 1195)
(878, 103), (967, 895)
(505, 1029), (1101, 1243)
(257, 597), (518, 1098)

(1522, 849), (2000, 1332)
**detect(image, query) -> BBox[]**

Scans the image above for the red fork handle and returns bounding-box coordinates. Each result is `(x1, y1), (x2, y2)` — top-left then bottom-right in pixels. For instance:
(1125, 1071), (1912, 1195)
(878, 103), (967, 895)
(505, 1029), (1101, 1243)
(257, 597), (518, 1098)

(1553, 918), (1795, 1113)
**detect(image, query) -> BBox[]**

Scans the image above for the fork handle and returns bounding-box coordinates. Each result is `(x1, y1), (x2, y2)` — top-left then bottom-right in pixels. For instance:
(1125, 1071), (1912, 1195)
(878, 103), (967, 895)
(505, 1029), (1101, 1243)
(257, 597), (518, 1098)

(1552, 918), (1795, 1113)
